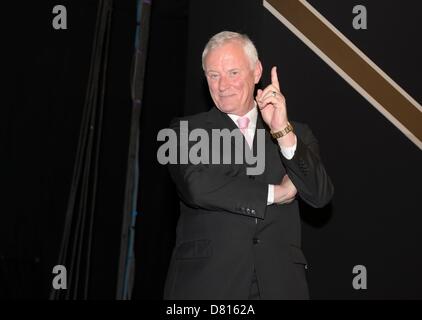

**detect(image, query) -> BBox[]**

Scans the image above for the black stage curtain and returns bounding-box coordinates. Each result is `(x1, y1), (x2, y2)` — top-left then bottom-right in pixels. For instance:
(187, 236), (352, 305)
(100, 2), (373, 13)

(1, 0), (136, 299)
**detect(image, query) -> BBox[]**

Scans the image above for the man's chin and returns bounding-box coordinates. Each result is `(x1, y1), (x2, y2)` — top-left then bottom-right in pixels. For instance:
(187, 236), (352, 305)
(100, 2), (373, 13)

(216, 103), (237, 114)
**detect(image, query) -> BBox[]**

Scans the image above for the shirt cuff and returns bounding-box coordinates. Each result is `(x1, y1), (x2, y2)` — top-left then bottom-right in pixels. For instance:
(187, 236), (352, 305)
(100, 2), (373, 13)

(267, 184), (274, 205)
(279, 135), (297, 160)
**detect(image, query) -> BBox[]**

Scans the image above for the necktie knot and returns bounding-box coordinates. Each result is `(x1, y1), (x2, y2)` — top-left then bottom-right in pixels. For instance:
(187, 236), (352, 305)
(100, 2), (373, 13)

(236, 116), (252, 148)
(237, 116), (250, 130)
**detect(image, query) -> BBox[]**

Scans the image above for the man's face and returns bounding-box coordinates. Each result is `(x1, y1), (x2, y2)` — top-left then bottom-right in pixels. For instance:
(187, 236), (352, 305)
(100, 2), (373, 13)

(204, 41), (262, 116)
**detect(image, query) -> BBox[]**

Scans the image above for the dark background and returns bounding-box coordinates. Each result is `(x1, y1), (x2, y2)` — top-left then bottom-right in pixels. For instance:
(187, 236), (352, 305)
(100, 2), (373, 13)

(1, 0), (421, 299)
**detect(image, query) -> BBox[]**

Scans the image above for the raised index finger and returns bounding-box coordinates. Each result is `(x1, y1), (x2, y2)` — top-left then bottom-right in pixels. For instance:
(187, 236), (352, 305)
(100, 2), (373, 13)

(271, 66), (280, 90)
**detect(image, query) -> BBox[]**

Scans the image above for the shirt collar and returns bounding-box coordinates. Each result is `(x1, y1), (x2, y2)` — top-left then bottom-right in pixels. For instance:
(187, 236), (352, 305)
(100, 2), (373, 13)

(226, 102), (258, 129)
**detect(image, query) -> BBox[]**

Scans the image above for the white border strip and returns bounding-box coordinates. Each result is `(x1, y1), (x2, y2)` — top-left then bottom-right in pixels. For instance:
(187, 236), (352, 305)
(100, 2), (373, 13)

(263, 0), (422, 150)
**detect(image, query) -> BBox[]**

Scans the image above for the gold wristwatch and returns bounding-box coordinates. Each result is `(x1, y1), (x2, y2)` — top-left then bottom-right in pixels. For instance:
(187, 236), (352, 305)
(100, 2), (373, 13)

(270, 122), (293, 139)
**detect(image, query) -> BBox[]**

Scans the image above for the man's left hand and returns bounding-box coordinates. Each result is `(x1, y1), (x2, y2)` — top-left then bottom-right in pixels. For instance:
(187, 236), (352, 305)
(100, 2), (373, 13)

(256, 66), (288, 132)
(256, 66), (296, 147)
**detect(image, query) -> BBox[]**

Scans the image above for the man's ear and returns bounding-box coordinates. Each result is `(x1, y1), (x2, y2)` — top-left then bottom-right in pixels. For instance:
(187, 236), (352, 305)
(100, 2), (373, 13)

(254, 60), (263, 84)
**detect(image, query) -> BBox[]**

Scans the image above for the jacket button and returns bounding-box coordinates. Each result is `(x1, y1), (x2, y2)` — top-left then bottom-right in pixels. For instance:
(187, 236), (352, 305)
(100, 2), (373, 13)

(253, 238), (260, 244)
(248, 175), (255, 180)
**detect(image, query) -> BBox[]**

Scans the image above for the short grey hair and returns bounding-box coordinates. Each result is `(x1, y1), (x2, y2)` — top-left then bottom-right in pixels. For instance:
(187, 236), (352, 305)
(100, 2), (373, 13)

(201, 31), (259, 70)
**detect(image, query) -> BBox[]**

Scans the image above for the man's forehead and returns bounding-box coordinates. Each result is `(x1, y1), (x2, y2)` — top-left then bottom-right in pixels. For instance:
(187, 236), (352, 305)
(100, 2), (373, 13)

(205, 42), (248, 69)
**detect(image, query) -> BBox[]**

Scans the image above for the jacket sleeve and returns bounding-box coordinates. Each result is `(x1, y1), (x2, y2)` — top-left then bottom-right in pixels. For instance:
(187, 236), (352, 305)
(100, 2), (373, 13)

(281, 123), (334, 208)
(167, 118), (268, 220)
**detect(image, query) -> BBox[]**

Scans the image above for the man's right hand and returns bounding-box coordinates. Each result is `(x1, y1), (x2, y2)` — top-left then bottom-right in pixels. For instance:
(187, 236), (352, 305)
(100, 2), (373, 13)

(274, 174), (297, 204)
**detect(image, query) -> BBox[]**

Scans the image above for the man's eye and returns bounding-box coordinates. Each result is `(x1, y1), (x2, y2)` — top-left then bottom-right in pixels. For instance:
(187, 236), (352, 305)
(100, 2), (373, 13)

(209, 74), (219, 79)
(230, 71), (239, 76)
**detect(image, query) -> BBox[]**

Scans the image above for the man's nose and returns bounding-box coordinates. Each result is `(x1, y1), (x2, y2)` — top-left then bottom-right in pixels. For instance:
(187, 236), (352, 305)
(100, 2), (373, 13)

(218, 76), (229, 91)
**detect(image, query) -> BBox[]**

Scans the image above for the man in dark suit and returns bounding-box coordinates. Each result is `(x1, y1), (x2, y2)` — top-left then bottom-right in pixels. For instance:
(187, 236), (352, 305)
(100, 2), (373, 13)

(163, 31), (334, 300)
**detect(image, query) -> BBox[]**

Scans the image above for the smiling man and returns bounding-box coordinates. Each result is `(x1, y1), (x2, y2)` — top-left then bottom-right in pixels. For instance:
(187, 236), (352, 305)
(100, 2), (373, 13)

(164, 31), (334, 300)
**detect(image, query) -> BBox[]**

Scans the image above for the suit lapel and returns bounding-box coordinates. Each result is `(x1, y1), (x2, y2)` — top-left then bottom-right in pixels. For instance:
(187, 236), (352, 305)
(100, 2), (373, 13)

(255, 110), (288, 181)
(205, 106), (238, 131)
(204, 106), (286, 180)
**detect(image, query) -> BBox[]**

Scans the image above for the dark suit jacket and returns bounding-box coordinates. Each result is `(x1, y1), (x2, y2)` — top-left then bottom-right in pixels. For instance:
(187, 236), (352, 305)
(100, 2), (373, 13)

(164, 106), (334, 300)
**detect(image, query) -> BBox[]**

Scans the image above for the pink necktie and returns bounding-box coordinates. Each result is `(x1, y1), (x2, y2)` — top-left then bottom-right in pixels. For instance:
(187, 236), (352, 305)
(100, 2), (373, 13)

(237, 116), (253, 148)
